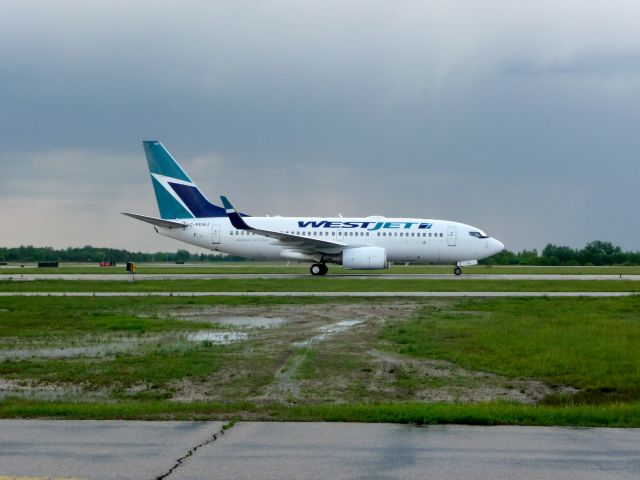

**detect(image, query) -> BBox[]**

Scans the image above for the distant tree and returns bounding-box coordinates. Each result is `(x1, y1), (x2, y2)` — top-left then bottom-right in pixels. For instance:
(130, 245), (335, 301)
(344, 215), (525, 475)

(175, 249), (191, 262)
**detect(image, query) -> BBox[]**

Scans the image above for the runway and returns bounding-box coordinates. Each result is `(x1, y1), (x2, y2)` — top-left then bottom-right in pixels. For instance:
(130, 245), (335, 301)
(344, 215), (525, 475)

(1, 421), (638, 480)
(0, 291), (636, 297)
(2, 273), (639, 281)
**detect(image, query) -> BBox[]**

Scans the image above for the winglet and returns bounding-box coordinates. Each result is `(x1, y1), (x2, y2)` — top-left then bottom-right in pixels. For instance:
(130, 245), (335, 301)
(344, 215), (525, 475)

(221, 196), (252, 230)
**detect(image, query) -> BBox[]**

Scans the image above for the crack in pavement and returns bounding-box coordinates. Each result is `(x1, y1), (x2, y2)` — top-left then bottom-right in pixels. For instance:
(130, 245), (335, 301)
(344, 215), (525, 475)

(154, 423), (230, 480)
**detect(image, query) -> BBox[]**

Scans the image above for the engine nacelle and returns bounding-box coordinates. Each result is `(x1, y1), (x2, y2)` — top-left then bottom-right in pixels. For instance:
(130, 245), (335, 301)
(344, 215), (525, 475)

(342, 247), (388, 270)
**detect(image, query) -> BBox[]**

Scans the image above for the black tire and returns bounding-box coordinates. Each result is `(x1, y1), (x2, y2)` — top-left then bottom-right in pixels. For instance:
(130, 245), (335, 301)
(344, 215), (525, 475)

(319, 263), (329, 275)
(310, 264), (322, 276)
(454, 266), (462, 276)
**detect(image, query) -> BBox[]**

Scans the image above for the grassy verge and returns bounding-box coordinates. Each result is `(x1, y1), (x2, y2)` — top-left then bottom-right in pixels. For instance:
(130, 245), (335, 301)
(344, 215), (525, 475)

(0, 278), (639, 292)
(1, 399), (639, 427)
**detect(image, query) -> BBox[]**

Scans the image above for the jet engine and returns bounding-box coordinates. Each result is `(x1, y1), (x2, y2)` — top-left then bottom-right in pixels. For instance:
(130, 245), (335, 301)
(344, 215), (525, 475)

(341, 247), (388, 270)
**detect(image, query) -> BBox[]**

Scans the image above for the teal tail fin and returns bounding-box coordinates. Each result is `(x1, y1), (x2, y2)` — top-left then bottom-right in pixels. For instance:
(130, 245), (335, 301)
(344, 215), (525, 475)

(142, 141), (227, 219)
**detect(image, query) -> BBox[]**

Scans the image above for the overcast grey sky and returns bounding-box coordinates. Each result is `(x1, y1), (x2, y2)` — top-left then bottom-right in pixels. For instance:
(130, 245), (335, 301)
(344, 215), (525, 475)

(1, 0), (639, 253)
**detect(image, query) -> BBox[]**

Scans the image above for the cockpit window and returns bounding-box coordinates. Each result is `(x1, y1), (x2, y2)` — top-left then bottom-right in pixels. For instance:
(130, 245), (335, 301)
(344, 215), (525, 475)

(469, 231), (489, 239)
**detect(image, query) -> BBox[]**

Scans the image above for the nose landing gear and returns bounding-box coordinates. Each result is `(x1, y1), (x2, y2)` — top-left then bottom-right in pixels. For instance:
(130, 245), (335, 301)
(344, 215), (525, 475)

(310, 263), (329, 276)
(453, 266), (462, 276)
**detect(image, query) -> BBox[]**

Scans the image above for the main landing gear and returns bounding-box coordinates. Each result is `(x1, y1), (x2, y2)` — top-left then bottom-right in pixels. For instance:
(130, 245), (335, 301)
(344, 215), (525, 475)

(453, 266), (462, 276)
(310, 263), (328, 276)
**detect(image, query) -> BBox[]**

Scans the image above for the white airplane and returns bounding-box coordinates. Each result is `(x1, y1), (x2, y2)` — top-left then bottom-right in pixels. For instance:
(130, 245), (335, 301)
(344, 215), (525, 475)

(124, 141), (504, 275)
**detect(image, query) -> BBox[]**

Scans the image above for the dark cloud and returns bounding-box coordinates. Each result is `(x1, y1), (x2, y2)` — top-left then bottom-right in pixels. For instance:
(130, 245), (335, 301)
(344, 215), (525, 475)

(1, 1), (639, 252)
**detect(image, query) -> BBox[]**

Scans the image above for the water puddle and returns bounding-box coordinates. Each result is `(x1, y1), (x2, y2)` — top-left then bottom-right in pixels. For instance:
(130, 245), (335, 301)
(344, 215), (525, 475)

(185, 331), (249, 344)
(215, 316), (286, 328)
(0, 379), (105, 401)
(166, 309), (288, 329)
(294, 320), (363, 347)
(0, 338), (151, 360)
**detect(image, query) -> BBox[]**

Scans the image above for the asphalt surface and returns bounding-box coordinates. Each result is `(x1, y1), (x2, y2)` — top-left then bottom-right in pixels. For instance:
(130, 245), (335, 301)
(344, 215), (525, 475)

(0, 291), (637, 297)
(0, 420), (225, 480)
(1, 421), (638, 480)
(2, 273), (639, 281)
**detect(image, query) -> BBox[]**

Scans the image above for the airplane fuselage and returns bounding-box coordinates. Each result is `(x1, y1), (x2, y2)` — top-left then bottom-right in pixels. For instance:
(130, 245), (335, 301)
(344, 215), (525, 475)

(158, 216), (503, 265)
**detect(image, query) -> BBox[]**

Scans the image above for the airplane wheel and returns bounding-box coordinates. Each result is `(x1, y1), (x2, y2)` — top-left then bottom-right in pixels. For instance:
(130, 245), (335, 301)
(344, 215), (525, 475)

(310, 263), (323, 276)
(319, 263), (328, 275)
(454, 266), (462, 276)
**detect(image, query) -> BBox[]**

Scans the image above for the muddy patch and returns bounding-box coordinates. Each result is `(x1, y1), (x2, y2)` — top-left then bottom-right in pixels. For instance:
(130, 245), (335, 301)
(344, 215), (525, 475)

(294, 320), (363, 347)
(172, 302), (419, 403)
(367, 350), (577, 404)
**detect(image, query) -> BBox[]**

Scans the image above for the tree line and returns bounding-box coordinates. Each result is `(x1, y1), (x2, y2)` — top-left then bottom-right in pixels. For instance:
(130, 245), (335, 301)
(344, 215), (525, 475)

(0, 245), (248, 263)
(0, 241), (638, 265)
(481, 241), (640, 266)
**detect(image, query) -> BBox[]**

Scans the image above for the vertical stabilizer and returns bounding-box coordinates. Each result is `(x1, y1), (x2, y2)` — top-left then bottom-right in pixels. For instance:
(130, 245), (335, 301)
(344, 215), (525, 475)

(142, 140), (227, 219)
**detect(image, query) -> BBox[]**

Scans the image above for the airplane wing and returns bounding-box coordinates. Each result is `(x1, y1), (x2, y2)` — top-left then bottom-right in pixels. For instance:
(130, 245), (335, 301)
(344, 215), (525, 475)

(121, 212), (186, 229)
(220, 196), (346, 255)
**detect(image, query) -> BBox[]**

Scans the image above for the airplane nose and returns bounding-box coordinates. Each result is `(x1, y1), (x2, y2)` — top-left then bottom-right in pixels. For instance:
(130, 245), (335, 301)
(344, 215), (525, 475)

(492, 238), (505, 254)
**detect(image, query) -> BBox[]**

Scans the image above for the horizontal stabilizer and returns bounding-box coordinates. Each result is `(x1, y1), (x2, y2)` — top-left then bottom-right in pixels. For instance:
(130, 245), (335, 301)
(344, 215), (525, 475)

(122, 212), (186, 229)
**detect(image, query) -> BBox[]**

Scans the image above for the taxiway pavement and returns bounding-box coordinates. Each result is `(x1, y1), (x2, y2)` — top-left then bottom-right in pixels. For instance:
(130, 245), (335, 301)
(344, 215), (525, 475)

(0, 421), (638, 480)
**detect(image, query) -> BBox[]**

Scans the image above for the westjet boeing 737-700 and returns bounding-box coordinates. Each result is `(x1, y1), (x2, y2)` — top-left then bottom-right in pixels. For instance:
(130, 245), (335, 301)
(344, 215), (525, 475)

(123, 141), (504, 275)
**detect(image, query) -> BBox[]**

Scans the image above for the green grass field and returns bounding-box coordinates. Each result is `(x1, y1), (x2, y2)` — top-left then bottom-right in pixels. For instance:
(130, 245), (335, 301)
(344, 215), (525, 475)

(1, 295), (640, 425)
(381, 296), (640, 404)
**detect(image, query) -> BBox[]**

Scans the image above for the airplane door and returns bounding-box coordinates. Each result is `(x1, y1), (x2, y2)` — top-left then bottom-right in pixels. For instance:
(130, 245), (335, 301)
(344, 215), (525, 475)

(447, 226), (456, 246)
(211, 224), (220, 244)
